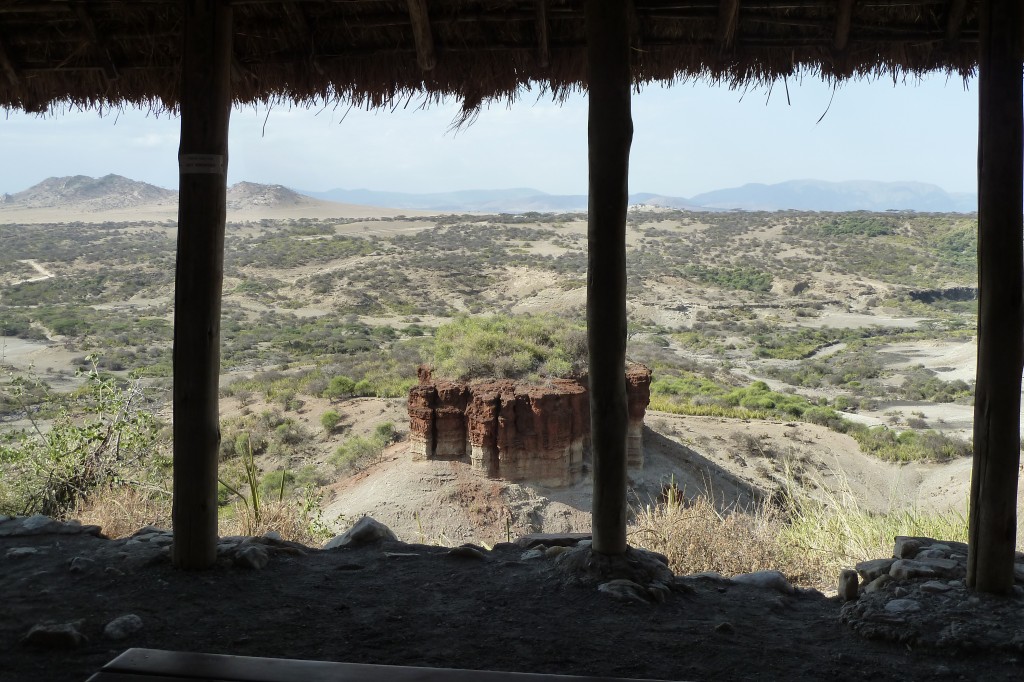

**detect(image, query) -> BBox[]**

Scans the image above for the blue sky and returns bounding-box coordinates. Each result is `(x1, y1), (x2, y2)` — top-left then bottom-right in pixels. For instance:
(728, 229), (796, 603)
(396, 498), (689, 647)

(0, 73), (977, 197)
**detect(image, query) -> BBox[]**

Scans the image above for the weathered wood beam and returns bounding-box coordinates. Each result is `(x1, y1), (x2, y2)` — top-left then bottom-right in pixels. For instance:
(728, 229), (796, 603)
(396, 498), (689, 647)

(586, 0), (632, 556)
(834, 0), (855, 51)
(0, 36), (20, 87)
(406, 0), (436, 72)
(717, 0), (741, 49)
(945, 0), (969, 44)
(627, 0), (642, 49)
(73, 3), (119, 80)
(172, 0), (232, 571)
(535, 0), (550, 68)
(967, 0), (1023, 595)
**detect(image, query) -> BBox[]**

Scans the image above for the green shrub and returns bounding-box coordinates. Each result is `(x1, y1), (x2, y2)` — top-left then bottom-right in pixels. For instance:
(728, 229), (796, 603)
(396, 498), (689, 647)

(430, 313), (586, 381)
(330, 422), (397, 472)
(323, 376), (356, 400)
(321, 410), (342, 433)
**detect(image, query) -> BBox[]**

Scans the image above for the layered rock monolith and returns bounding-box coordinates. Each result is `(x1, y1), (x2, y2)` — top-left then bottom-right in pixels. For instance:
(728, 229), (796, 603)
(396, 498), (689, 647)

(408, 364), (651, 487)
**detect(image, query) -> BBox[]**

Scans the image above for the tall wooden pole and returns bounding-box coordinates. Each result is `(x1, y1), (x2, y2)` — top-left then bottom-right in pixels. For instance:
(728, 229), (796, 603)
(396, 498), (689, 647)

(172, 0), (232, 569)
(586, 0), (632, 556)
(967, 0), (1023, 594)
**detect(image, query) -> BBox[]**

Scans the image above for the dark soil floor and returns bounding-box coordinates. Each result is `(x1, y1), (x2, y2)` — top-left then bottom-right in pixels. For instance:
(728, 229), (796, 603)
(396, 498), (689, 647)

(2, 522), (1022, 682)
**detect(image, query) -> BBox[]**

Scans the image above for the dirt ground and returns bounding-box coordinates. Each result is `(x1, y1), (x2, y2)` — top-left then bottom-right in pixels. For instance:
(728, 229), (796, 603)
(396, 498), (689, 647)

(3, 520), (1023, 682)
(320, 412), (1020, 549)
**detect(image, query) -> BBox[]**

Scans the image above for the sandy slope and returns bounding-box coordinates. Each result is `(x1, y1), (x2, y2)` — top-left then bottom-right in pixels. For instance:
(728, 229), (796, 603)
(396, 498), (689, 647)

(321, 409), (1015, 547)
(0, 198), (426, 224)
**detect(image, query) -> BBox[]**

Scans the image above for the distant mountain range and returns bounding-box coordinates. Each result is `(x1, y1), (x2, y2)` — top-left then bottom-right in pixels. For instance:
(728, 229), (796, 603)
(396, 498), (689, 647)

(0, 175), (411, 222)
(305, 180), (977, 213)
(1, 175), (978, 216)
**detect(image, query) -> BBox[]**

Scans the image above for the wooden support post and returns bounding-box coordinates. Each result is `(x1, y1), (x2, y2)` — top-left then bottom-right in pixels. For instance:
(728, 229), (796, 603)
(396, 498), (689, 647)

(717, 0), (741, 49)
(834, 0), (855, 52)
(585, 0), (632, 556)
(535, 0), (550, 68)
(945, 0), (969, 44)
(406, 0), (437, 71)
(74, 4), (118, 81)
(967, 0), (1023, 595)
(0, 36), (20, 87)
(172, 0), (232, 570)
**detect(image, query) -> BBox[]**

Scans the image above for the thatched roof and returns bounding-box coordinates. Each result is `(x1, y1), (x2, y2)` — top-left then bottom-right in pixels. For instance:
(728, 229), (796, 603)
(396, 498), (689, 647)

(0, 1), (979, 114)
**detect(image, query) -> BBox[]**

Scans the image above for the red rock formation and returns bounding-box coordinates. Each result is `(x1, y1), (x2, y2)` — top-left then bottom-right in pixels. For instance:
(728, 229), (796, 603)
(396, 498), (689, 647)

(407, 365), (652, 487)
(626, 365), (652, 468)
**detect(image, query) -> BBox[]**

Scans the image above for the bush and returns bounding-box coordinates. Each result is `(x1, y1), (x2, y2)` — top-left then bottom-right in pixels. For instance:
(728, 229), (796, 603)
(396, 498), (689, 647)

(430, 313), (587, 381)
(330, 422), (396, 472)
(323, 376), (355, 400)
(321, 410), (342, 433)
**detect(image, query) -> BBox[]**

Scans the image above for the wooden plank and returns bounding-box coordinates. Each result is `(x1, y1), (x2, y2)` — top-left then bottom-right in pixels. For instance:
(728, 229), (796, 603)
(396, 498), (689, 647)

(0, 36), (20, 87)
(171, 0), (233, 570)
(967, 0), (1024, 594)
(406, 0), (436, 71)
(945, 0), (969, 43)
(99, 649), (676, 682)
(716, 0), (741, 48)
(834, 0), (854, 51)
(585, 0), (632, 556)
(73, 3), (118, 80)
(88, 673), (220, 682)
(535, 0), (550, 68)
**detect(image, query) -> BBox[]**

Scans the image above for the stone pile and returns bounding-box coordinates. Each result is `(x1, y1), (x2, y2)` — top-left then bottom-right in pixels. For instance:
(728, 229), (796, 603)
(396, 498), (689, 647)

(840, 536), (1024, 652)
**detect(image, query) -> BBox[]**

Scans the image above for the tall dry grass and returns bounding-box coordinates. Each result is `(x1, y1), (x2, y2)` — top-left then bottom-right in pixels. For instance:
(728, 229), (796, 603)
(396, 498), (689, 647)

(73, 484), (173, 538)
(72, 484), (333, 546)
(629, 475), (972, 591)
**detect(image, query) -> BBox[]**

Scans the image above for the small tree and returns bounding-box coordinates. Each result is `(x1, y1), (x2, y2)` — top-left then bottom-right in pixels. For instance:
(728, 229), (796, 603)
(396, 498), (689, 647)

(320, 410), (342, 434)
(322, 376), (355, 401)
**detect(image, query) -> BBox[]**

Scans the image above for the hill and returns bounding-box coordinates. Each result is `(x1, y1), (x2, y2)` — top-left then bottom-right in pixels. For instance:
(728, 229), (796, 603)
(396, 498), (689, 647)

(306, 180), (976, 213)
(688, 179), (977, 212)
(0, 175), (419, 223)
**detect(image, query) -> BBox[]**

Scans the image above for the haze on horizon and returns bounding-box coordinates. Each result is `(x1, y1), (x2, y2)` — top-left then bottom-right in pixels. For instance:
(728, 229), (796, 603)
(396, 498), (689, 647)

(0, 73), (977, 198)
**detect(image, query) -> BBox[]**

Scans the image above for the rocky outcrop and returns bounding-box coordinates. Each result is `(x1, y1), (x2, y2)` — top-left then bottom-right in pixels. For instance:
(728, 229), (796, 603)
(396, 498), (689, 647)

(408, 365), (651, 487)
(626, 365), (651, 469)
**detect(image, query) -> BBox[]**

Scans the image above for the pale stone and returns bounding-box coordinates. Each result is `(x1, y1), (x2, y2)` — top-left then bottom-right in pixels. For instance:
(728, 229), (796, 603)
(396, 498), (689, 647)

(915, 557), (960, 575)
(520, 549), (545, 561)
(263, 530), (283, 542)
(855, 558), (895, 582)
(893, 537), (923, 559)
(544, 546), (570, 558)
(863, 574), (892, 594)
(21, 623), (86, 648)
(515, 532), (591, 549)
(598, 579), (650, 604)
(448, 546), (487, 560)
(131, 525), (167, 537)
(920, 580), (953, 594)
(885, 598), (921, 614)
(889, 559), (937, 581)
(22, 514), (53, 531)
(648, 581), (672, 602)
(323, 516), (397, 549)
(838, 569), (859, 601)
(732, 570), (795, 594)
(6, 547), (39, 559)
(916, 548), (949, 559)
(103, 614), (143, 640)
(234, 545), (269, 569)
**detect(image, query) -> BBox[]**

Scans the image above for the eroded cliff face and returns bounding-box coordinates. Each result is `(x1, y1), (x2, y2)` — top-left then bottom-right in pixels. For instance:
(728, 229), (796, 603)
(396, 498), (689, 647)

(408, 365), (651, 487)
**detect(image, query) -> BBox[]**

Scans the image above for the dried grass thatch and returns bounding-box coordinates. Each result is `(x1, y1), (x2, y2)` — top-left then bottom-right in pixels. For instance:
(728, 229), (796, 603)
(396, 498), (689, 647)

(0, 1), (979, 114)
